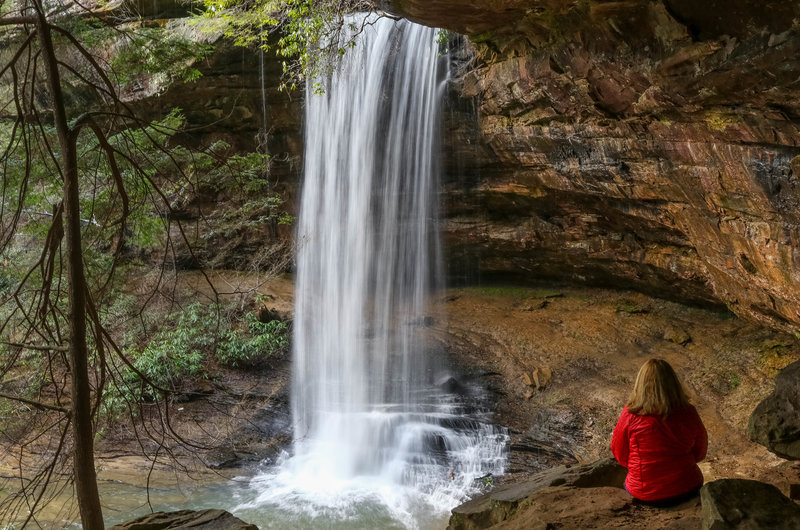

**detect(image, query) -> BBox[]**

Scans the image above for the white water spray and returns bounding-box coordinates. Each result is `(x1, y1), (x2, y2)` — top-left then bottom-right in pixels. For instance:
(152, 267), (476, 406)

(238, 16), (507, 529)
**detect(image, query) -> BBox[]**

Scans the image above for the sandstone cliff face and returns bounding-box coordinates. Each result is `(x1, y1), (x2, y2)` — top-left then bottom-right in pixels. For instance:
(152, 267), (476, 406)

(389, 0), (800, 330)
(115, 0), (800, 330)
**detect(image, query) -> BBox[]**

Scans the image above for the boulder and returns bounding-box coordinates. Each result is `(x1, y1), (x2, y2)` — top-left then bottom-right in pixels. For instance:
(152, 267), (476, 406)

(748, 360), (800, 460)
(108, 509), (258, 529)
(522, 366), (552, 390)
(700, 479), (800, 529)
(664, 326), (692, 346)
(448, 457), (626, 529)
(438, 376), (470, 395)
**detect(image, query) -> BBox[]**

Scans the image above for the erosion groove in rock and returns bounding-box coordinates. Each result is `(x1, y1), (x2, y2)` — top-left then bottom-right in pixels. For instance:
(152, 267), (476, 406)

(748, 360), (800, 460)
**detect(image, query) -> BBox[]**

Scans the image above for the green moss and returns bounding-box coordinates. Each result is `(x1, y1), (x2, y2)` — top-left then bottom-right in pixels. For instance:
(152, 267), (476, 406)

(757, 338), (796, 377)
(615, 300), (649, 314)
(470, 31), (495, 44)
(705, 111), (740, 131)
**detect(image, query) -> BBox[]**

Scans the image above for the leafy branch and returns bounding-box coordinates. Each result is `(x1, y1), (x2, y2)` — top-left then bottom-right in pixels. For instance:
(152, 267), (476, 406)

(200, 0), (399, 90)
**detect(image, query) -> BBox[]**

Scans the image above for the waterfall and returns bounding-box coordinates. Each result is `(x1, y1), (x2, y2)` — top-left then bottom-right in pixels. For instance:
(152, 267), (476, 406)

(238, 16), (507, 529)
(293, 16), (444, 476)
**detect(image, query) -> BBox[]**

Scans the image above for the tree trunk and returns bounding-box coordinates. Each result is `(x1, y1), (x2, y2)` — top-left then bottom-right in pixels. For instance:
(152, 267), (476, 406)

(36, 6), (105, 529)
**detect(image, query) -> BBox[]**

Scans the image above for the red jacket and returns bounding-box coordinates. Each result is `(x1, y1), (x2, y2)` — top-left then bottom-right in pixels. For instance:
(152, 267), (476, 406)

(611, 404), (707, 501)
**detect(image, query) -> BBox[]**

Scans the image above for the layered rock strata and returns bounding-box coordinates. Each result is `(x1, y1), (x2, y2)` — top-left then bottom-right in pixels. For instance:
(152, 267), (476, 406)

(391, 0), (800, 330)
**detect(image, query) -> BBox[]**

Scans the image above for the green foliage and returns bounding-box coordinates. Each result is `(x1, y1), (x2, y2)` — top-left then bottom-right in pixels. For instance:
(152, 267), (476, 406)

(0, 351), (47, 439)
(129, 302), (215, 393)
(201, 0), (377, 90)
(123, 302), (289, 400)
(218, 312), (289, 367)
(111, 27), (214, 85)
(97, 383), (135, 426)
(62, 17), (215, 89)
(3, 105), (288, 288)
(0, 110), (189, 295)
(2, 102), (291, 405)
(436, 29), (449, 48)
(436, 29), (454, 56)
(179, 143), (294, 251)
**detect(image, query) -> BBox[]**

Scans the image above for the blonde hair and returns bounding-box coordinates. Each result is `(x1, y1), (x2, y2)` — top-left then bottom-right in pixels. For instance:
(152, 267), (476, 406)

(626, 358), (690, 417)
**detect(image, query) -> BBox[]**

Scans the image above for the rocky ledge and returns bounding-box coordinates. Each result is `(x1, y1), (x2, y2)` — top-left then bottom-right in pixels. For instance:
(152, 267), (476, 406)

(108, 509), (258, 529)
(448, 459), (800, 530)
(448, 457), (626, 529)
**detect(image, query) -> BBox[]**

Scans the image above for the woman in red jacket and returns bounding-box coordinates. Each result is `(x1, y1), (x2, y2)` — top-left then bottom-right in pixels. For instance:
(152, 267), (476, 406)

(611, 358), (708, 505)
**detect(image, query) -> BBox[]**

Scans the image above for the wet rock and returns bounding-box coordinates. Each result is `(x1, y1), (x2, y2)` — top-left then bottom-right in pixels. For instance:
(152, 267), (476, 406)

(700, 479), (800, 529)
(448, 457), (625, 529)
(409, 316), (436, 327)
(204, 447), (240, 469)
(438, 376), (469, 395)
(748, 360), (800, 460)
(216, 379), (293, 466)
(507, 434), (577, 476)
(507, 407), (585, 475)
(259, 306), (283, 323)
(174, 379), (216, 403)
(108, 509), (258, 529)
(247, 396), (293, 439)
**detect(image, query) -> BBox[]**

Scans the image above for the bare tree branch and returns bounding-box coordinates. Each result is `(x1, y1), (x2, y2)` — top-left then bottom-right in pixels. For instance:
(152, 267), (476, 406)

(0, 391), (68, 414)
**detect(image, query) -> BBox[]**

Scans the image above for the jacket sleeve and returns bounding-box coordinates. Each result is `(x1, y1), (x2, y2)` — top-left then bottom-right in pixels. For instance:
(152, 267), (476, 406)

(610, 408), (630, 467)
(691, 406), (708, 462)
